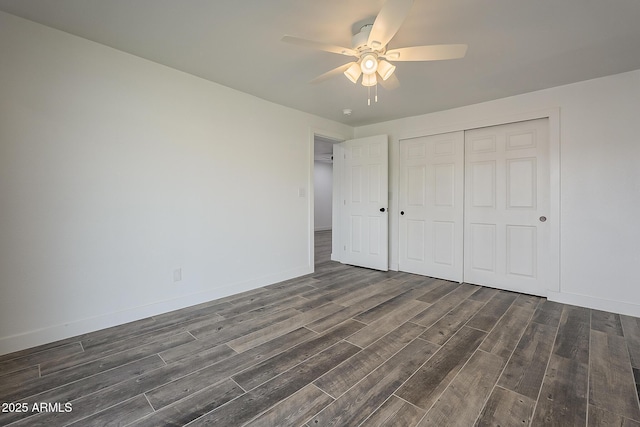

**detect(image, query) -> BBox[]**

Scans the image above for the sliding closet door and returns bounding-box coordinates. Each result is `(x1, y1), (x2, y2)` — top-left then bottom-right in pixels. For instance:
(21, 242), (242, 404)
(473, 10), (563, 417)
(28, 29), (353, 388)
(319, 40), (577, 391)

(464, 118), (550, 296)
(398, 132), (464, 282)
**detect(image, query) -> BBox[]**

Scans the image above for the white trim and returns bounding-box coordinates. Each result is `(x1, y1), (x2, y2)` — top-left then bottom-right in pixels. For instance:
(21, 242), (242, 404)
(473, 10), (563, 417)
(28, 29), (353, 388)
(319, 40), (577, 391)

(332, 142), (346, 264)
(0, 265), (312, 356)
(390, 136), (401, 270)
(395, 108), (560, 142)
(548, 291), (640, 318)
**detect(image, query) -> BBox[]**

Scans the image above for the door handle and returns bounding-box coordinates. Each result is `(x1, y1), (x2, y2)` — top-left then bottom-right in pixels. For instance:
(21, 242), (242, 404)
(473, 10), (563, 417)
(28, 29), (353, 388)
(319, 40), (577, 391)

(539, 216), (547, 222)
(380, 208), (386, 213)
(400, 211), (405, 215)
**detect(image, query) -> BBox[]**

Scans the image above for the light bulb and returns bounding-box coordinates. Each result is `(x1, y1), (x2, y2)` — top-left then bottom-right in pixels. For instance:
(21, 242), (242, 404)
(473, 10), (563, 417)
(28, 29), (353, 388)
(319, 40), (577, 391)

(360, 53), (378, 75)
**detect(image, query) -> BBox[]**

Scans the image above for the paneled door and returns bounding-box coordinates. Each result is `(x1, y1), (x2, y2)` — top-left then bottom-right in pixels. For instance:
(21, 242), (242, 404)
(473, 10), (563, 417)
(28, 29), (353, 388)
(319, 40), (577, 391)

(398, 132), (464, 282)
(338, 135), (389, 271)
(464, 118), (550, 296)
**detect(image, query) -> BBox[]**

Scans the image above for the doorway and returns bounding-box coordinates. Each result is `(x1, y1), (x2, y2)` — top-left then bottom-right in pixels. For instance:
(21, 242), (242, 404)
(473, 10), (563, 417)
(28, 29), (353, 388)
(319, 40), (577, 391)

(314, 136), (335, 232)
(312, 133), (345, 269)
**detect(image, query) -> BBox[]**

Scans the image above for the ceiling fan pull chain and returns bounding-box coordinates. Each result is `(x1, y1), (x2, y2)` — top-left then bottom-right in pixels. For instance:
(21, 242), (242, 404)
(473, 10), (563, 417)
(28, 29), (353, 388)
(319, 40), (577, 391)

(368, 86), (371, 106)
(375, 83), (378, 103)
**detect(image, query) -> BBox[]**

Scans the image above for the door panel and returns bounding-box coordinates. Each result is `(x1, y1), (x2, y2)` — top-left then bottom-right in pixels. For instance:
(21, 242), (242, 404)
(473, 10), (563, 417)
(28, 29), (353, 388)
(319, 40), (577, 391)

(470, 223), (496, 271)
(339, 135), (388, 271)
(434, 221), (455, 265)
(407, 220), (425, 261)
(470, 161), (496, 208)
(398, 131), (464, 282)
(506, 225), (536, 277)
(464, 118), (549, 296)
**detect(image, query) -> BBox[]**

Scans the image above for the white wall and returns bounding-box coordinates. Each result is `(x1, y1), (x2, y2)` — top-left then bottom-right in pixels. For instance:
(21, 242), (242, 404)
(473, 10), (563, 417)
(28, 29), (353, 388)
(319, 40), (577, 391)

(355, 69), (640, 317)
(313, 161), (333, 231)
(0, 12), (352, 355)
(2, 10), (639, 356)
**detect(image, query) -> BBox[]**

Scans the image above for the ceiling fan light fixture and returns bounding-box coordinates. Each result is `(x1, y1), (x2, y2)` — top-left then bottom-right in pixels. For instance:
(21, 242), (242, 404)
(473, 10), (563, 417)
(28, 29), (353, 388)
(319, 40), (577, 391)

(377, 60), (396, 80)
(344, 62), (362, 83)
(282, 0), (469, 107)
(362, 73), (377, 87)
(360, 53), (378, 75)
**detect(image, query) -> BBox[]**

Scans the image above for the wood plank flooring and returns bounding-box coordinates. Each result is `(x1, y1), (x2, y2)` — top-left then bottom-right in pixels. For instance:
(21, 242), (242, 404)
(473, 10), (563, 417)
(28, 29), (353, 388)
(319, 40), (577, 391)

(1, 230), (640, 426)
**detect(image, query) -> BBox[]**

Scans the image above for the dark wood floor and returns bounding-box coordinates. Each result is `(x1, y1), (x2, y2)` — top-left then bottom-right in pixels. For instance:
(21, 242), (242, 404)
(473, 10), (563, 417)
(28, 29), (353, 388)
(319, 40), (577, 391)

(2, 230), (640, 426)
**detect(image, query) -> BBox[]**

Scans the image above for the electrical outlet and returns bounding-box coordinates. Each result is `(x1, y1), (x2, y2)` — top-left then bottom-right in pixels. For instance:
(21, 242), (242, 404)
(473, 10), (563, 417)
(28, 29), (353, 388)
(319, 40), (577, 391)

(173, 268), (182, 282)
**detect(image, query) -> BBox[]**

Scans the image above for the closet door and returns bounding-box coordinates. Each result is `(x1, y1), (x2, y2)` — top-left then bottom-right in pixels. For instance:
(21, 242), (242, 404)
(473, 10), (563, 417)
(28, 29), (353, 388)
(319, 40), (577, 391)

(398, 132), (464, 282)
(464, 118), (550, 296)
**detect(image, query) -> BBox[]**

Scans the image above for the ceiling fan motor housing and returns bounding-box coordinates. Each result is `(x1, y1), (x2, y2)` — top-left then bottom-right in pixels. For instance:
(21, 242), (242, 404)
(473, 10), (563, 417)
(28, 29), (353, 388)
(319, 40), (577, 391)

(352, 24), (374, 51)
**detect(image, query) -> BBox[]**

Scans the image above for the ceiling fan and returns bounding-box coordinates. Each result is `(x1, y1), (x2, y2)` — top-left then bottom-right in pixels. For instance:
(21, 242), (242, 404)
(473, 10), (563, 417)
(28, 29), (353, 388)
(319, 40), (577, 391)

(282, 0), (467, 96)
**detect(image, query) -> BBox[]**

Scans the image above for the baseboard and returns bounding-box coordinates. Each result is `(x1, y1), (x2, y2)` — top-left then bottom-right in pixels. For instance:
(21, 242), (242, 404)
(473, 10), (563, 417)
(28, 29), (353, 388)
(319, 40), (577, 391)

(547, 291), (640, 318)
(0, 265), (313, 356)
(314, 226), (332, 232)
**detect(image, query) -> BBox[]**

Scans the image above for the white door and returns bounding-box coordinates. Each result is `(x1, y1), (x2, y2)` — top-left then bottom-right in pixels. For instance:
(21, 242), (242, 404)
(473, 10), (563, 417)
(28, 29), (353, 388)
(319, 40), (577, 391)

(398, 132), (464, 282)
(337, 135), (389, 271)
(464, 118), (550, 296)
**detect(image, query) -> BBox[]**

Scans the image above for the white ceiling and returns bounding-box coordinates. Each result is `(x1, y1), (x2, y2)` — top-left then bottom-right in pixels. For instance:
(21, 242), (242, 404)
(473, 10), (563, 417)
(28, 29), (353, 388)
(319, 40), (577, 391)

(1, 0), (640, 126)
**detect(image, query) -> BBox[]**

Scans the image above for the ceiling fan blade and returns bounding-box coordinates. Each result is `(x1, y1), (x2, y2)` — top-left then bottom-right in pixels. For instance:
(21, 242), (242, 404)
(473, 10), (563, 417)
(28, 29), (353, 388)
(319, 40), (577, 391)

(282, 35), (358, 57)
(310, 63), (356, 84)
(368, 0), (414, 49)
(378, 72), (400, 90)
(384, 44), (468, 61)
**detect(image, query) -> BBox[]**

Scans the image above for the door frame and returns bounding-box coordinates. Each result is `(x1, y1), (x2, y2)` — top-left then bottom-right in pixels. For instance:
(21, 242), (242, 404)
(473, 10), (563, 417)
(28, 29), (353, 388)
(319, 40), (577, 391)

(308, 128), (350, 271)
(393, 108), (560, 293)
